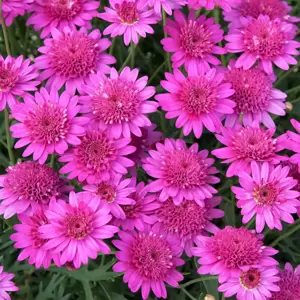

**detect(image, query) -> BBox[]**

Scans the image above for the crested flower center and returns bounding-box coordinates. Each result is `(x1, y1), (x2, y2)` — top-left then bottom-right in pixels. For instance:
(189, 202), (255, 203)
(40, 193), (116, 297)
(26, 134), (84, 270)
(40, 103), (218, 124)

(65, 212), (91, 239)
(50, 31), (100, 78)
(163, 149), (209, 189)
(240, 268), (261, 290)
(242, 18), (286, 59)
(180, 21), (214, 58)
(231, 127), (276, 160)
(224, 67), (272, 114)
(287, 163), (300, 192)
(0, 62), (19, 92)
(210, 227), (263, 268)
(253, 183), (278, 205)
(4, 161), (64, 204)
(179, 77), (217, 118)
(45, 0), (83, 20)
(116, 1), (139, 24)
(96, 182), (116, 203)
(30, 213), (48, 248)
(123, 192), (142, 218)
(24, 103), (70, 145)
(131, 232), (173, 280)
(92, 78), (140, 124)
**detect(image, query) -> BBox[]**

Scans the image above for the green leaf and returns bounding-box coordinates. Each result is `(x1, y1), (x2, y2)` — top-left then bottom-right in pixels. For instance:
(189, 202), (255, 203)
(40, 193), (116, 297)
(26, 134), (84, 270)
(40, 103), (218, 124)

(203, 278), (219, 300)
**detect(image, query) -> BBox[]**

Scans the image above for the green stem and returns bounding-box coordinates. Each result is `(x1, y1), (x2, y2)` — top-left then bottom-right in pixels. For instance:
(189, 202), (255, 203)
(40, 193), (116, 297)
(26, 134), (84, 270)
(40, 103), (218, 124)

(285, 85), (300, 95)
(162, 9), (172, 72)
(179, 276), (217, 289)
(50, 154), (55, 168)
(0, 1), (11, 56)
(82, 280), (94, 300)
(109, 38), (116, 55)
(179, 128), (184, 139)
(130, 41), (135, 69)
(119, 44), (135, 71)
(99, 282), (112, 300)
(4, 109), (14, 165)
(275, 61), (300, 88)
(148, 61), (168, 84)
(213, 8), (225, 66)
(181, 288), (197, 300)
(245, 217), (255, 229)
(159, 110), (167, 135)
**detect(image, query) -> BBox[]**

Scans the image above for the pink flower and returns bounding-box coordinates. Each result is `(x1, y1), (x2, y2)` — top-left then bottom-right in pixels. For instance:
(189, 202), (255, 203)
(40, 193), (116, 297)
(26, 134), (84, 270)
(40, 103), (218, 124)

(0, 55), (40, 111)
(188, 0), (232, 12)
(80, 67), (158, 139)
(59, 128), (136, 184)
(225, 15), (300, 75)
(271, 262), (300, 299)
(10, 87), (89, 164)
(161, 10), (225, 74)
(192, 226), (279, 283)
(39, 192), (119, 269)
(11, 208), (61, 269)
(285, 119), (300, 170)
(113, 179), (160, 230)
(0, 266), (18, 300)
(27, 0), (100, 39)
(143, 138), (219, 206)
(156, 68), (235, 138)
(218, 267), (280, 299)
(0, 161), (71, 219)
(232, 161), (300, 233)
(156, 197), (224, 257)
(99, 0), (158, 45)
(212, 124), (287, 177)
(113, 224), (184, 299)
(83, 174), (136, 219)
(223, 59), (286, 128)
(34, 27), (115, 94)
(285, 162), (300, 217)
(1, 0), (32, 26)
(148, 0), (184, 16)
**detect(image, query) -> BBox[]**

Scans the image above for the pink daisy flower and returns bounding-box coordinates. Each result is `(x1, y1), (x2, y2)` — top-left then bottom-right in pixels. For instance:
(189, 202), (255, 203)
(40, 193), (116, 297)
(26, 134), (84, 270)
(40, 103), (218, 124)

(83, 174), (136, 219)
(192, 226), (279, 283)
(113, 224), (184, 299)
(59, 128), (136, 184)
(1, 0), (32, 26)
(156, 68), (235, 138)
(39, 191), (119, 269)
(223, 59), (286, 128)
(80, 67), (158, 139)
(271, 262), (300, 299)
(212, 123), (287, 177)
(148, 0), (184, 16)
(225, 15), (300, 75)
(285, 119), (300, 170)
(218, 267), (280, 299)
(161, 10), (226, 74)
(232, 161), (300, 233)
(157, 197), (224, 257)
(224, 0), (300, 29)
(34, 27), (115, 94)
(99, 0), (158, 45)
(113, 179), (160, 230)
(0, 161), (71, 219)
(27, 0), (100, 39)
(0, 55), (40, 111)
(0, 266), (18, 300)
(143, 138), (220, 206)
(11, 208), (61, 269)
(188, 0), (232, 12)
(10, 87), (89, 164)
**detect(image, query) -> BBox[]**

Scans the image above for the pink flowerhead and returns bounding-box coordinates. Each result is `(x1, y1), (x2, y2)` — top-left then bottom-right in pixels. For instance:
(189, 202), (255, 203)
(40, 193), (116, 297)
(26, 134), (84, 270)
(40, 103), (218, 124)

(99, 0), (159, 45)
(157, 197), (224, 257)
(161, 10), (226, 75)
(223, 59), (286, 128)
(188, 0), (232, 12)
(143, 138), (219, 206)
(148, 0), (184, 16)
(212, 124), (287, 177)
(156, 68), (235, 138)
(35, 27), (115, 94)
(0, 161), (71, 219)
(114, 179), (160, 230)
(83, 174), (136, 219)
(0, 266), (18, 300)
(39, 191), (119, 269)
(218, 267), (280, 299)
(1, 0), (32, 26)
(232, 161), (300, 233)
(285, 119), (300, 170)
(11, 87), (89, 164)
(113, 224), (184, 299)
(27, 0), (100, 38)
(225, 15), (300, 75)
(80, 67), (157, 139)
(271, 263), (300, 299)
(59, 128), (136, 184)
(192, 226), (279, 283)
(0, 55), (40, 111)
(11, 208), (61, 269)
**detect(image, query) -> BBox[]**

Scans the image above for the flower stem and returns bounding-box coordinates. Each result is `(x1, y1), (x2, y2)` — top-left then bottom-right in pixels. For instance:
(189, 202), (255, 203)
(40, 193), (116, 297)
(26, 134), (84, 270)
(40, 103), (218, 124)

(99, 282), (112, 300)
(50, 154), (55, 168)
(0, 0), (11, 56)
(130, 41), (135, 68)
(81, 280), (94, 300)
(162, 9), (172, 72)
(179, 276), (217, 289)
(181, 288), (197, 300)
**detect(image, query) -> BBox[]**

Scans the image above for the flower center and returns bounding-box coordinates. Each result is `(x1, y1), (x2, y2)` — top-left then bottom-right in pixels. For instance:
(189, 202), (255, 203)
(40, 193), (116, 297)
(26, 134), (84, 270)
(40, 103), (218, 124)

(92, 78), (140, 124)
(180, 21), (214, 58)
(123, 192), (141, 218)
(0, 62), (19, 92)
(65, 213), (91, 239)
(116, 1), (139, 24)
(45, 0), (83, 20)
(30, 214), (48, 248)
(50, 31), (100, 78)
(96, 183), (116, 203)
(131, 233), (173, 280)
(254, 183), (278, 205)
(242, 18), (286, 59)
(240, 268), (261, 290)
